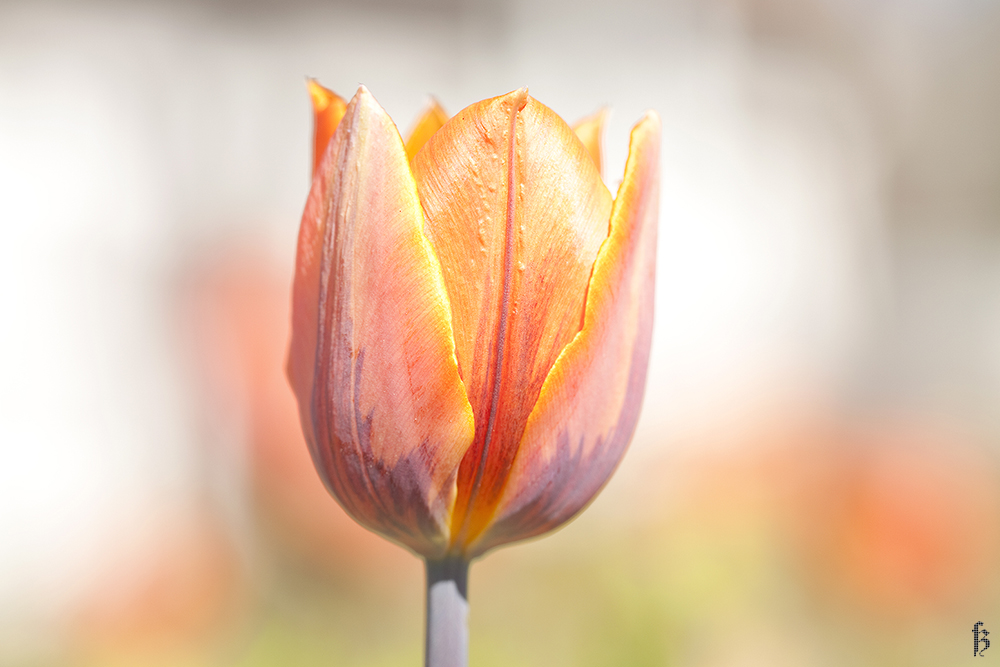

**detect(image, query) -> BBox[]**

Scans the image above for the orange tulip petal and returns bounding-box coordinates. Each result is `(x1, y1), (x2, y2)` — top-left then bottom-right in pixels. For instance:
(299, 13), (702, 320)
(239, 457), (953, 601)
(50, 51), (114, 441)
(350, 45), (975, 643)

(288, 86), (475, 557)
(571, 108), (607, 178)
(412, 90), (614, 550)
(473, 111), (661, 555)
(404, 97), (449, 162)
(308, 79), (348, 177)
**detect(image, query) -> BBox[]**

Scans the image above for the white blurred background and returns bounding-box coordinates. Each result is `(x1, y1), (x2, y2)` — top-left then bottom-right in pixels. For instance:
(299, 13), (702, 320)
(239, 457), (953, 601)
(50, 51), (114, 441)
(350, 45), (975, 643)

(2, 0), (1000, 665)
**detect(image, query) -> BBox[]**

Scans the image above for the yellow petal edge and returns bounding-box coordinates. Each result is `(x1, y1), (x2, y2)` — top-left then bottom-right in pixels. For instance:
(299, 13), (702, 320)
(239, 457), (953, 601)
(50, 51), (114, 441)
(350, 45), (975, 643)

(472, 110), (661, 556)
(571, 108), (608, 178)
(404, 97), (449, 162)
(289, 86), (475, 558)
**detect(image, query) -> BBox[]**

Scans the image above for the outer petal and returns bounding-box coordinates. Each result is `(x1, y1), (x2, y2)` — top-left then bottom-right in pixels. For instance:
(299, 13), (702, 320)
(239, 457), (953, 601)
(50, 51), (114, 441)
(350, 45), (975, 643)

(308, 79), (347, 177)
(571, 108), (607, 178)
(472, 111), (661, 556)
(412, 90), (614, 550)
(404, 98), (449, 162)
(287, 86), (475, 557)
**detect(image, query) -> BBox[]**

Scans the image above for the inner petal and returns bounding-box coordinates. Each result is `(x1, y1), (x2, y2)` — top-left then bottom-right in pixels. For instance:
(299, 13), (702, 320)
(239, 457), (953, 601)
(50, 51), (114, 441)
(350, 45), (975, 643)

(411, 90), (613, 550)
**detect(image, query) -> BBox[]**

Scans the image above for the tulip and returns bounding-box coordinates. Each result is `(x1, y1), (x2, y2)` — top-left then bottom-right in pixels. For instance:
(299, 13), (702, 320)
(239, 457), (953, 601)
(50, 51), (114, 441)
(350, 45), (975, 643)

(288, 80), (659, 666)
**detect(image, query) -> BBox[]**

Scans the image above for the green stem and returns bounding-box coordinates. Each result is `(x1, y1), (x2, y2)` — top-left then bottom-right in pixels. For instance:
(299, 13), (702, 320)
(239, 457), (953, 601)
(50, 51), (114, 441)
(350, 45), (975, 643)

(425, 557), (469, 667)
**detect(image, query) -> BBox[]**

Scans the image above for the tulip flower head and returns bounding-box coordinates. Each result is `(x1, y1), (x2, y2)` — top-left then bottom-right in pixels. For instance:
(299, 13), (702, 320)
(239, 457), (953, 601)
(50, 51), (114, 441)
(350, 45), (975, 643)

(288, 82), (659, 563)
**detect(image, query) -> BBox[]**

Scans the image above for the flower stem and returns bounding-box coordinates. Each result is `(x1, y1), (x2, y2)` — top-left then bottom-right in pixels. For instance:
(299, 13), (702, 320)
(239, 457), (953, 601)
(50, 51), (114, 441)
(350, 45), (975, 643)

(425, 557), (469, 667)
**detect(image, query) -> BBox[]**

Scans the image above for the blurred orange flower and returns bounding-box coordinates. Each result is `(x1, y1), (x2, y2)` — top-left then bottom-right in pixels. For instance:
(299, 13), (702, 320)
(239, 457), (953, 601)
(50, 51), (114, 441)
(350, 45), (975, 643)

(788, 422), (1000, 618)
(288, 82), (660, 559)
(73, 511), (240, 659)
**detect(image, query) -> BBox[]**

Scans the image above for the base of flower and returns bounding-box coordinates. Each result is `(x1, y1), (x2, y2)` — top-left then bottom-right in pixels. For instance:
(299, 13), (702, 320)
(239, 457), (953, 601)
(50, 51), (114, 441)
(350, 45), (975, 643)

(425, 557), (470, 667)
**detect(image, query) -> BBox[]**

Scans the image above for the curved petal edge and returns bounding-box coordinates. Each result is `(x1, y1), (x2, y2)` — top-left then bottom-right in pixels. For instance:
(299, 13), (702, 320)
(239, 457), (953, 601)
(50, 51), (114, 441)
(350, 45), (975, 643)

(308, 79), (348, 177)
(288, 86), (475, 558)
(404, 97), (449, 162)
(412, 90), (614, 551)
(472, 110), (661, 556)
(571, 108), (608, 179)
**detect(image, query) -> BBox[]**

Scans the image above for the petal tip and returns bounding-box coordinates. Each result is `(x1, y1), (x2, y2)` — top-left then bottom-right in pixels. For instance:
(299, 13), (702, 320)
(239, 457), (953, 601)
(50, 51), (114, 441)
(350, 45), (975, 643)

(307, 78), (340, 113)
(636, 109), (661, 133)
(355, 84), (375, 105)
(517, 86), (529, 109)
(500, 86), (529, 112)
(625, 110), (661, 160)
(353, 85), (386, 116)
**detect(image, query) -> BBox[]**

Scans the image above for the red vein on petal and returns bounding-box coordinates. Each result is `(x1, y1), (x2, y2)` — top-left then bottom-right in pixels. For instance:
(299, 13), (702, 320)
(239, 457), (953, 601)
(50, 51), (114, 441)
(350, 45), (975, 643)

(459, 88), (527, 542)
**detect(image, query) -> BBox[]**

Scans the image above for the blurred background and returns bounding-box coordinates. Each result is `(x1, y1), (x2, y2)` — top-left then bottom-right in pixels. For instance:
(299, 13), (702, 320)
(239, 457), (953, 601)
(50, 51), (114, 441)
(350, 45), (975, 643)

(2, 0), (1000, 664)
